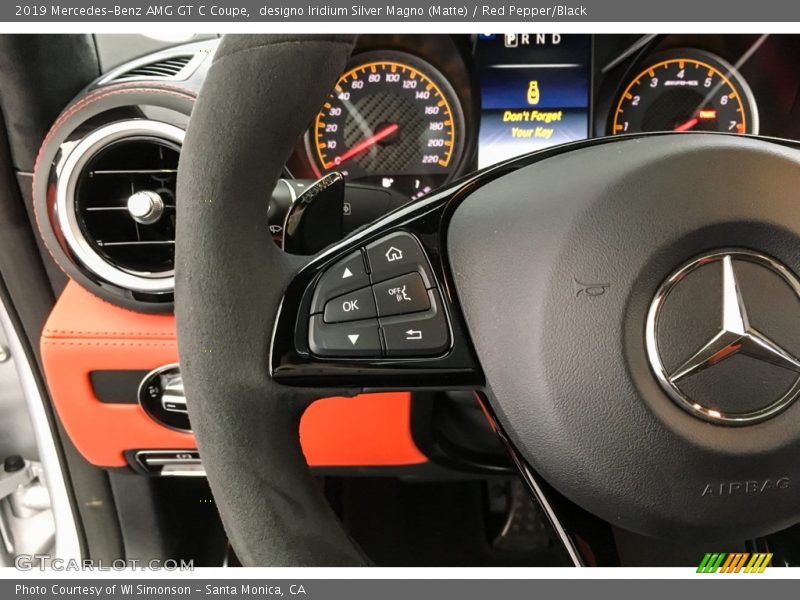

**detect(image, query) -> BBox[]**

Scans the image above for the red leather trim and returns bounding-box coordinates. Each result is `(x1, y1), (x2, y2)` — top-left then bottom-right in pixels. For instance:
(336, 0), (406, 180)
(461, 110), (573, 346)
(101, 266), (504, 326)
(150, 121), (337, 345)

(41, 282), (426, 468)
(301, 393), (426, 467)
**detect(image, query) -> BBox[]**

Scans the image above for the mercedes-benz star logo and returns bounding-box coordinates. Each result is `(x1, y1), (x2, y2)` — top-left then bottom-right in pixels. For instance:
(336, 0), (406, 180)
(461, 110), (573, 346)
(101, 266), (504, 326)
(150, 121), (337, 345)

(646, 250), (800, 425)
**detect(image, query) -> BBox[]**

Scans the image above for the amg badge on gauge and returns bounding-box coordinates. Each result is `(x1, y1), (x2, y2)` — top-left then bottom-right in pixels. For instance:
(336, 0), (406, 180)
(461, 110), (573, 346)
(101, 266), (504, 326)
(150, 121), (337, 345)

(611, 50), (758, 135)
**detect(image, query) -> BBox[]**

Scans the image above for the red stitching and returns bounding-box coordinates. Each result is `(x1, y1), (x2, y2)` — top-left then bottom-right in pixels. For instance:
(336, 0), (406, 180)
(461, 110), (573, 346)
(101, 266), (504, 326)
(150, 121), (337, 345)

(43, 329), (175, 338)
(31, 82), (195, 284)
(33, 82), (194, 178)
(42, 339), (177, 347)
(44, 328), (173, 335)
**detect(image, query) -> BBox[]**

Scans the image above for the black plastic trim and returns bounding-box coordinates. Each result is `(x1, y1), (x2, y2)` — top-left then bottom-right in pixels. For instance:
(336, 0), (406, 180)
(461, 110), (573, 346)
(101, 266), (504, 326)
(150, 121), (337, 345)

(90, 370), (148, 404)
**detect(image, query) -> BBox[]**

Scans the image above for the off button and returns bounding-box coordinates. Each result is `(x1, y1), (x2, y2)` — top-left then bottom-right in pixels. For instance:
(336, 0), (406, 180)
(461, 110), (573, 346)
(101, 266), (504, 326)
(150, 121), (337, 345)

(373, 272), (430, 317)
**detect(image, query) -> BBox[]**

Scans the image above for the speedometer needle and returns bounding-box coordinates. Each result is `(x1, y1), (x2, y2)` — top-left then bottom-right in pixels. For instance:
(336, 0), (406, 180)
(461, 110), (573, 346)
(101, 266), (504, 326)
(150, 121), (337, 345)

(674, 117), (699, 132)
(325, 123), (399, 169)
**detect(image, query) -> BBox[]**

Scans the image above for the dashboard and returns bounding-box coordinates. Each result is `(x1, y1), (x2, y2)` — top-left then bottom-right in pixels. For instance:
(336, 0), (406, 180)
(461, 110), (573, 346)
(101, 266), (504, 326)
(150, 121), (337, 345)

(284, 33), (800, 202)
(41, 32), (800, 314)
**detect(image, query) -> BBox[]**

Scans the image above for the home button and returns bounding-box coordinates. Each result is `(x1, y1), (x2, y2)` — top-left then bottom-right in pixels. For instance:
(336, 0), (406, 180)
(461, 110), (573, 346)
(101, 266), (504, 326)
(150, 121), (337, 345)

(365, 231), (435, 287)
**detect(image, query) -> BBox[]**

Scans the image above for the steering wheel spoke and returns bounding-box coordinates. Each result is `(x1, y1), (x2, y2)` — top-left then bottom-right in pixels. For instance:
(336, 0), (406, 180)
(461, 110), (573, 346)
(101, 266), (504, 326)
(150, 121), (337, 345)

(474, 391), (620, 567)
(271, 180), (483, 390)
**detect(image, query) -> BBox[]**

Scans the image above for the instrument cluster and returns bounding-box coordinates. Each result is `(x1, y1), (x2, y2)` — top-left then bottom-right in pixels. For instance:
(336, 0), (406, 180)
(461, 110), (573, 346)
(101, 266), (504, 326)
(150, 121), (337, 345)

(287, 34), (800, 201)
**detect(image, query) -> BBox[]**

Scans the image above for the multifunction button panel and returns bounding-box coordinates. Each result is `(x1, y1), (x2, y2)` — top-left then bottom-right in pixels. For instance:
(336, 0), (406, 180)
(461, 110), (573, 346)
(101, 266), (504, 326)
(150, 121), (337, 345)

(308, 232), (451, 358)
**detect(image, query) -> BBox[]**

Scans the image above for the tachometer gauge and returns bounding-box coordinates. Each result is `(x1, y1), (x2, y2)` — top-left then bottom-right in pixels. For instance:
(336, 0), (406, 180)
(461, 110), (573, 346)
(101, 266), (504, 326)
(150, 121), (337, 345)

(306, 51), (465, 200)
(611, 50), (758, 136)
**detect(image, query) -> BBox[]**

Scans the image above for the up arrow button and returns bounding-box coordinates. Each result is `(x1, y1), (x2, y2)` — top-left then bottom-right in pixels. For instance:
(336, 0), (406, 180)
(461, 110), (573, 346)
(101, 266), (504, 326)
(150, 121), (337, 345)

(310, 250), (370, 314)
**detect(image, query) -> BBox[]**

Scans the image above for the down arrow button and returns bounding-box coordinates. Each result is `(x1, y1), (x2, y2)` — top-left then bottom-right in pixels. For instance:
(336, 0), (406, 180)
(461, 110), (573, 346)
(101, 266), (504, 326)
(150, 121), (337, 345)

(308, 316), (382, 358)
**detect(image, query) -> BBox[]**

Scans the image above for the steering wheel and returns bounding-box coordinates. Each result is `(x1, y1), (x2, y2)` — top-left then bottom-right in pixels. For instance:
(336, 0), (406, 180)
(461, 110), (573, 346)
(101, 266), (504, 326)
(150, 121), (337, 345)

(176, 35), (800, 566)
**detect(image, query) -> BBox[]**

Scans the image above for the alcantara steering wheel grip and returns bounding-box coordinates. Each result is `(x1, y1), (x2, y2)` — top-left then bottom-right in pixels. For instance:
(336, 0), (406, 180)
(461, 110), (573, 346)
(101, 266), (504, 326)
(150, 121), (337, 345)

(176, 35), (368, 567)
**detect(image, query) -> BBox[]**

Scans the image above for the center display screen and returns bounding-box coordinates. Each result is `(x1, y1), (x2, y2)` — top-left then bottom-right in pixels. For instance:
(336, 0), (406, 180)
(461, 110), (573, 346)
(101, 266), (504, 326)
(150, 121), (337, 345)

(475, 34), (592, 168)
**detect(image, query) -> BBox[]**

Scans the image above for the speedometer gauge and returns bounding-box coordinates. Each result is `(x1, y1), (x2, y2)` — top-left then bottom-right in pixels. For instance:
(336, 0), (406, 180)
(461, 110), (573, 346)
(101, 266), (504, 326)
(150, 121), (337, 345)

(307, 51), (465, 199)
(611, 50), (758, 136)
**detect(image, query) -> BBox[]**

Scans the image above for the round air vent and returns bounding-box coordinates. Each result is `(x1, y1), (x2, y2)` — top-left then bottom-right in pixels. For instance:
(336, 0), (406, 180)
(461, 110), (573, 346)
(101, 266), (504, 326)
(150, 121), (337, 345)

(55, 120), (184, 297)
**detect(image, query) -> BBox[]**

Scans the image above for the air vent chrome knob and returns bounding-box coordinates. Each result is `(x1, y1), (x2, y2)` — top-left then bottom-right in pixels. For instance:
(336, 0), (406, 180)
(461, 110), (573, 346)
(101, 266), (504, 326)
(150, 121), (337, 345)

(127, 190), (165, 225)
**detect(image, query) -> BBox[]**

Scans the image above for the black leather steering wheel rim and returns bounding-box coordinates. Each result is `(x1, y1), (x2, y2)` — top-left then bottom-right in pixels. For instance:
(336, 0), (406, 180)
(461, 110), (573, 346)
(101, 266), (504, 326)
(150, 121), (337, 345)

(175, 34), (366, 566)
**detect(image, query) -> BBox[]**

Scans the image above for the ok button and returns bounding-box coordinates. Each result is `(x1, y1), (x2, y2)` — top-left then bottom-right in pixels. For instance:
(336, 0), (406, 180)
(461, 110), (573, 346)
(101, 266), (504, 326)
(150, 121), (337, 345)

(323, 286), (377, 324)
